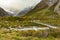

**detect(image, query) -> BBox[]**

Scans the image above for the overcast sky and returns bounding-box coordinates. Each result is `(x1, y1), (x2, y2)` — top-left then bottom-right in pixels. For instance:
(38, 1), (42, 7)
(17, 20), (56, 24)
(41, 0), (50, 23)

(0, 0), (41, 13)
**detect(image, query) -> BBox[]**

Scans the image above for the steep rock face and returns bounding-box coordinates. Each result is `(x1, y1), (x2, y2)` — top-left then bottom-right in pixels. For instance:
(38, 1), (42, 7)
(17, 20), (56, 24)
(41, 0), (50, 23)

(43, 0), (58, 6)
(0, 7), (9, 16)
(34, 0), (48, 10)
(35, 0), (58, 9)
(34, 0), (58, 9)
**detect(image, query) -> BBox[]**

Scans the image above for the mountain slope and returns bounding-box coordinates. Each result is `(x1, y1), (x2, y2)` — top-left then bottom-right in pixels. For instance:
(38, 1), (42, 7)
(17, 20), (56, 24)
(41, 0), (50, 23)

(16, 7), (33, 16)
(22, 0), (60, 27)
(0, 7), (9, 16)
(24, 0), (59, 17)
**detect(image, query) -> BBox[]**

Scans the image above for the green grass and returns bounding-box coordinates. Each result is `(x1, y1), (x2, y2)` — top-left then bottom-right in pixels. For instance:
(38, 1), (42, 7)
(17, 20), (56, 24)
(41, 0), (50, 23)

(0, 17), (48, 28)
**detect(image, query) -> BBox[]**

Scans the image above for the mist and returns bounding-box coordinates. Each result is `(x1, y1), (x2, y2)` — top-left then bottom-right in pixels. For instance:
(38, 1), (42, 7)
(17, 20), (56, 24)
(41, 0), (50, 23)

(0, 0), (41, 13)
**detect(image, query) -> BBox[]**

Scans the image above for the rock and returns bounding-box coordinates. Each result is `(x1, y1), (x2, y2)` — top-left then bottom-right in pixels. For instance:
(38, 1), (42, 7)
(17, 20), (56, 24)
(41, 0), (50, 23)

(34, 0), (48, 10)
(54, 1), (60, 15)
(43, 0), (58, 6)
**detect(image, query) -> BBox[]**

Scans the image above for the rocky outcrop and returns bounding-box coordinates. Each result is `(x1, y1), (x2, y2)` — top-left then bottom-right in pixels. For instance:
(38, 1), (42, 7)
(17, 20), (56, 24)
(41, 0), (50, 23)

(54, 1), (60, 15)
(34, 0), (48, 10)
(43, 0), (58, 6)
(30, 0), (59, 11)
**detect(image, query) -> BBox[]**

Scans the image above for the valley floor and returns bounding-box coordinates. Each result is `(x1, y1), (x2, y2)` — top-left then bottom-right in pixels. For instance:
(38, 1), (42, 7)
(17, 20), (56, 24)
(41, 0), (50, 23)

(0, 17), (60, 40)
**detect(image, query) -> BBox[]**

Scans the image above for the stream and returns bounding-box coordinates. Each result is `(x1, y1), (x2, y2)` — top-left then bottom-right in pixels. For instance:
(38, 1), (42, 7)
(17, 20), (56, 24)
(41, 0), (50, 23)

(3, 20), (59, 31)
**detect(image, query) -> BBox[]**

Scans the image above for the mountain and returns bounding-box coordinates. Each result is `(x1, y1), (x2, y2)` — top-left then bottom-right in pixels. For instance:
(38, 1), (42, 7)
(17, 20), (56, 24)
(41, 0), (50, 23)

(0, 7), (9, 16)
(0, 0), (59, 17)
(21, 0), (60, 27)
(16, 7), (34, 16)
(23, 0), (59, 17)
(14, 0), (60, 16)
